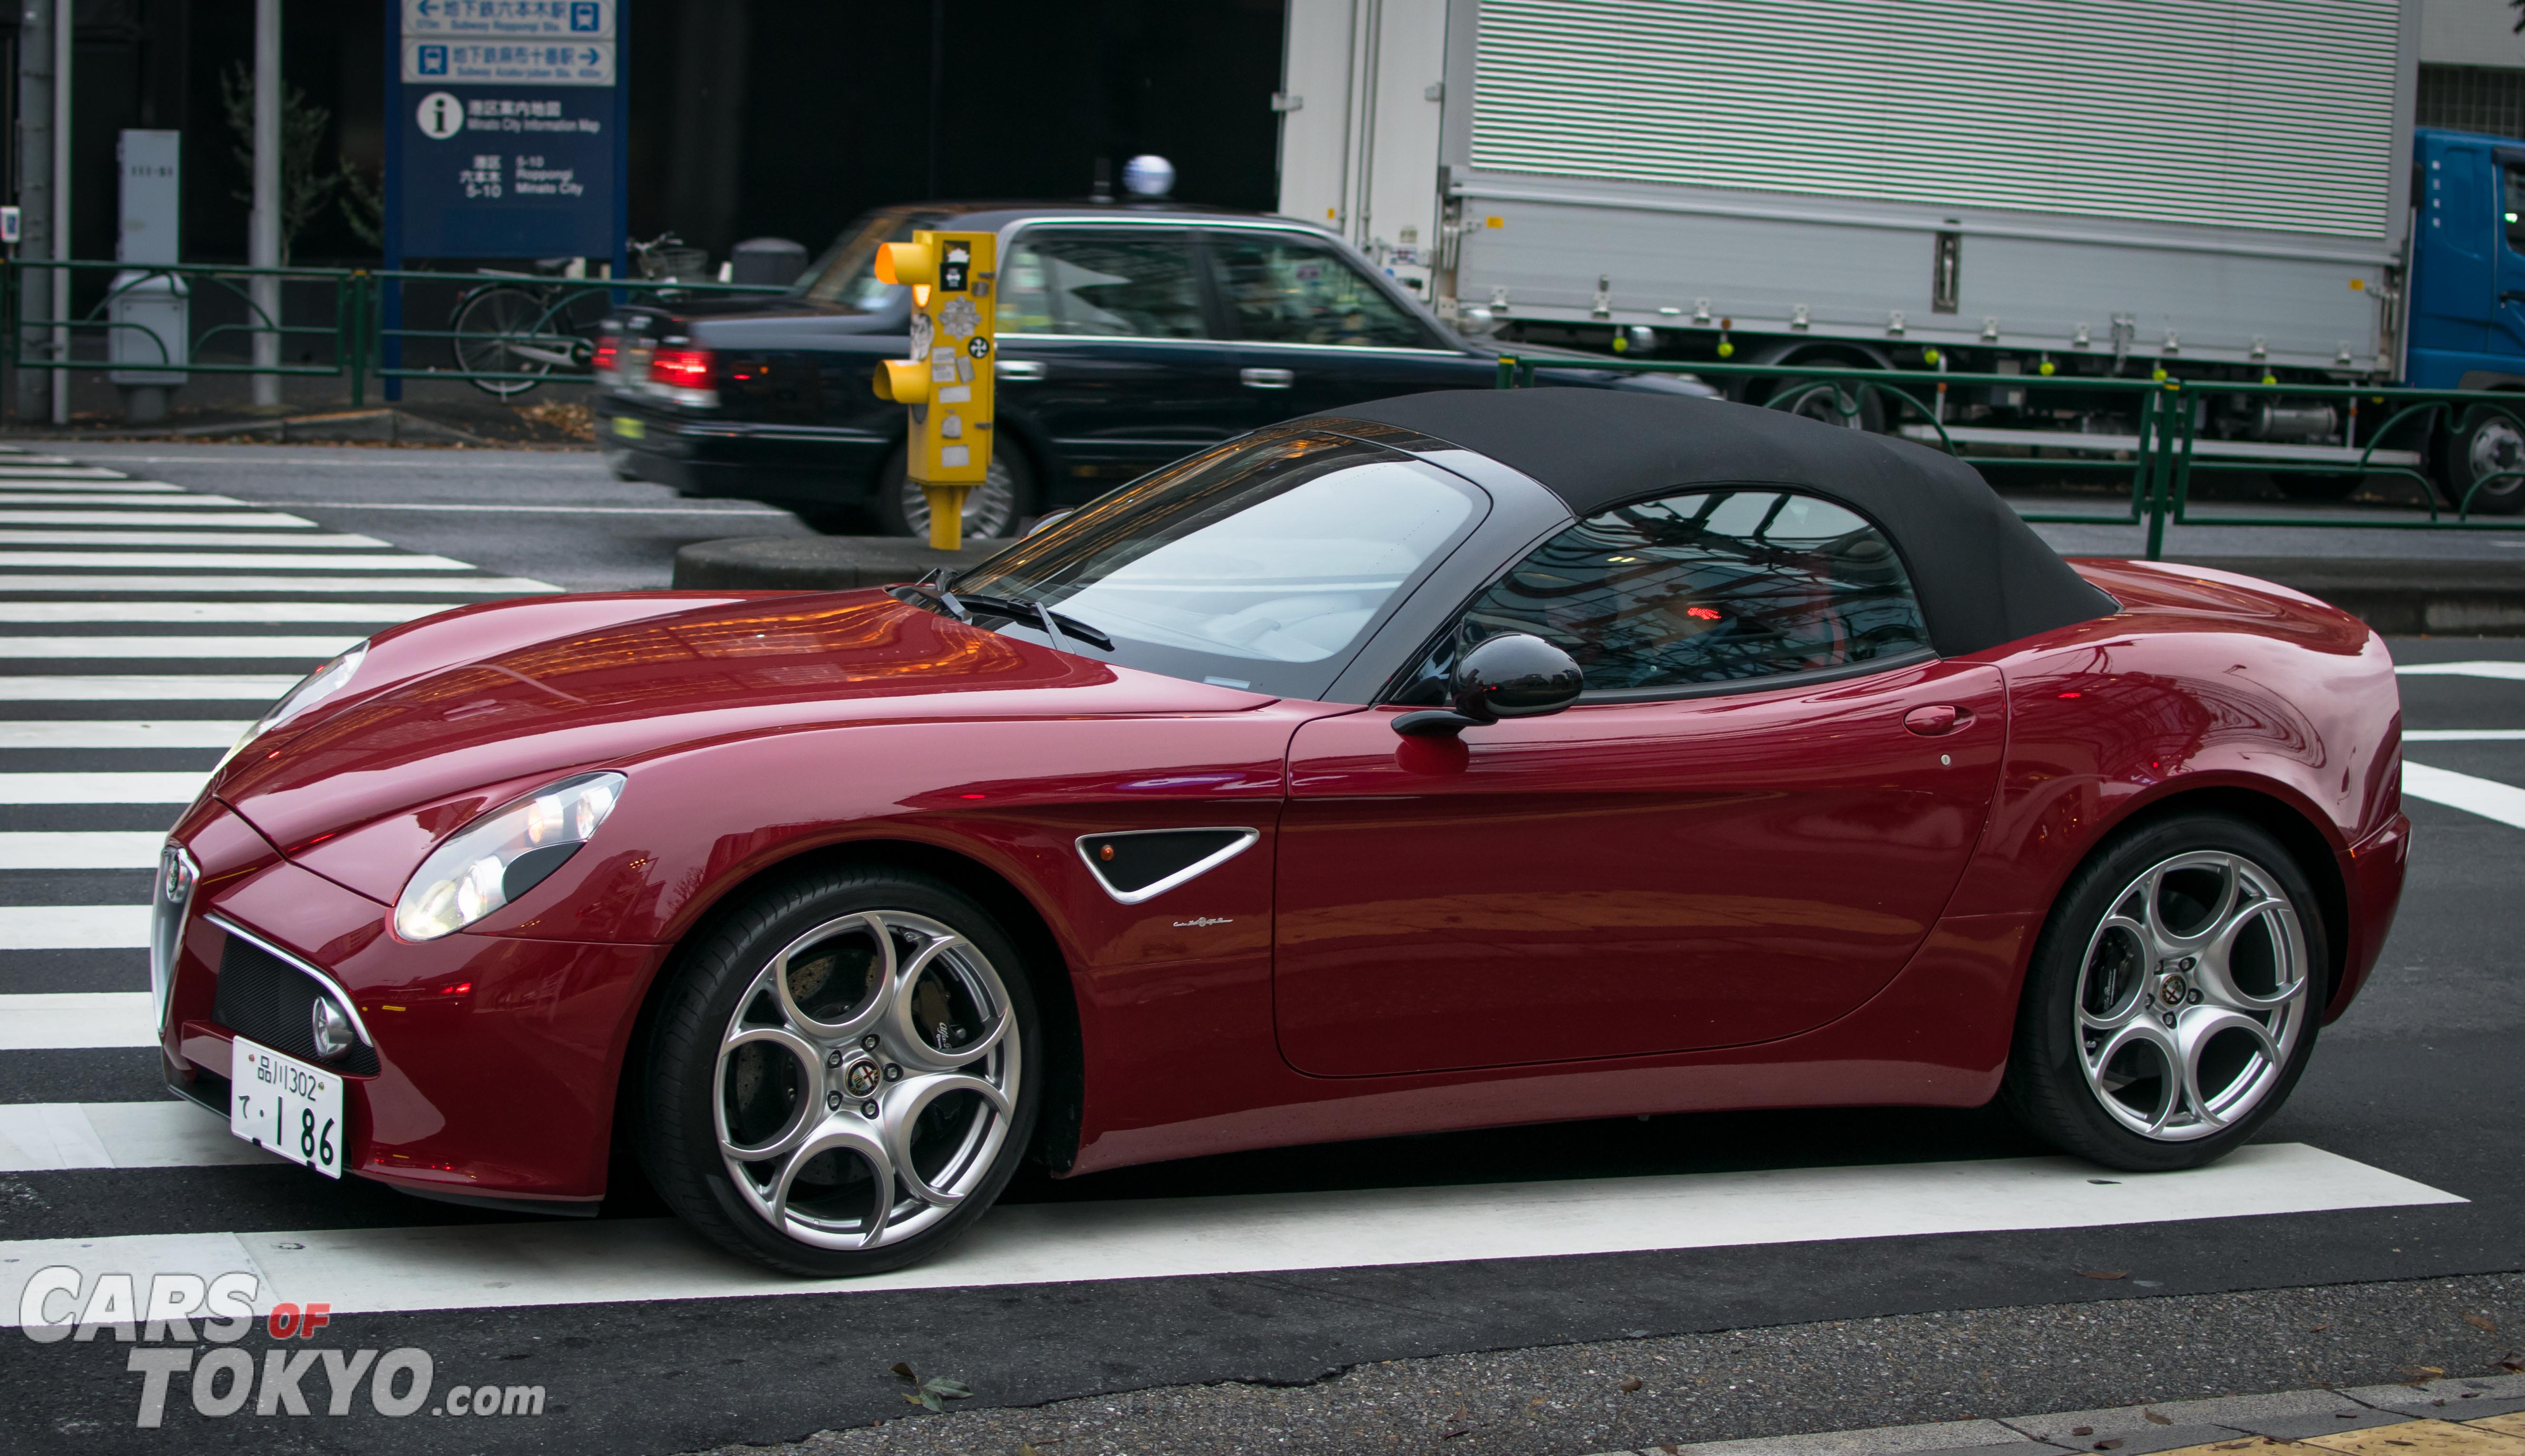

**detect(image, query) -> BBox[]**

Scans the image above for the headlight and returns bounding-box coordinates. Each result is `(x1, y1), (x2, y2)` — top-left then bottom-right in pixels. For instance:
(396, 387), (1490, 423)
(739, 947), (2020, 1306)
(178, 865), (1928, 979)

(393, 772), (625, 942)
(217, 642), (368, 770)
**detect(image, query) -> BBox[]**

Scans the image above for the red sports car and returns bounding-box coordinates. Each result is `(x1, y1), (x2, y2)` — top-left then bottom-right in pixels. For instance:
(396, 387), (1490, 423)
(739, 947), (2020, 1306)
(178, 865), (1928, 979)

(156, 389), (2408, 1276)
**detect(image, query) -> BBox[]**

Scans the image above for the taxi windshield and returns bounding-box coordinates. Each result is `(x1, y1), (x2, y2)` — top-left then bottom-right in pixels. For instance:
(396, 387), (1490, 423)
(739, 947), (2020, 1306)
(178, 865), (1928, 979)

(942, 432), (1488, 701)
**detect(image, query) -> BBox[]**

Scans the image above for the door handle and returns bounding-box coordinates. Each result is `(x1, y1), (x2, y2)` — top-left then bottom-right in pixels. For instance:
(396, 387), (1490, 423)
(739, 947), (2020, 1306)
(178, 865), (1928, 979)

(1241, 367), (1295, 389)
(995, 359), (1047, 382)
(2503, 292), (2525, 308)
(1903, 704), (1976, 737)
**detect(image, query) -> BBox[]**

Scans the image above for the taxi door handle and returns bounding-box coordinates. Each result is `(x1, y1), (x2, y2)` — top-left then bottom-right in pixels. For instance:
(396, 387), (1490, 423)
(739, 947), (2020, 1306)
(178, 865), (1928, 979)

(1241, 367), (1295, 389)
(996, 359), (1047, 382)
(1904, 704), (1976, 736)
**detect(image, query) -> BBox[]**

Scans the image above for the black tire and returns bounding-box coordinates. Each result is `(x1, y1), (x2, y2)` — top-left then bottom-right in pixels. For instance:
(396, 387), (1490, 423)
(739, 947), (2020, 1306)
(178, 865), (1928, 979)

(1999, 812), (2327, 1173)
(637, 866), (1041, 1276)
(868, 442), (1035, 540)
(2433, 403), (2525, 515)
(1739, 372), (1889, 433)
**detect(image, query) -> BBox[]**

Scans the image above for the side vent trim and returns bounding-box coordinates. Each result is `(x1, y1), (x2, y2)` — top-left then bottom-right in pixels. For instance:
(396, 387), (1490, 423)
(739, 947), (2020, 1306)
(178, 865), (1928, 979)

(1076, 828), (1260, 905)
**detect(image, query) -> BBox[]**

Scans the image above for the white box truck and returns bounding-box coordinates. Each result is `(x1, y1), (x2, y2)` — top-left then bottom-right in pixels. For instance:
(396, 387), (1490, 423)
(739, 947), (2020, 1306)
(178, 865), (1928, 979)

(1274, 1), (2460, 499)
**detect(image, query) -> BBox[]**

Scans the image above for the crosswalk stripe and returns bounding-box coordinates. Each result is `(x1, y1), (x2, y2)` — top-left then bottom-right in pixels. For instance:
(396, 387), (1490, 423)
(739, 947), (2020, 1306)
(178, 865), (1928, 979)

(0, 573), (551, 593)
(0, 553), (477, 570)
(2404, 729), (2525, 740)
(0, 530), (386, 547)
(0, 907), (151, 949)
(2403, 761), (2525, 831)
(0, 721), (241, 742)
(0, 676), (296, 700)
(0, 480), (182, 493)
(0, 993), (152, 1048)
(0, 602), (442, 624)
(0, 492), (254, 507)
(0, 635), (355, 660)
(0, 466), (129, 479)
(0, 1143), (2463, 1324)
(0, 510), (322, 528)
(0, 772), (208, 803)
(0, 831), (179, 866)
(0, 1101), (279, 1172)
(2397, 660), (2525, 681)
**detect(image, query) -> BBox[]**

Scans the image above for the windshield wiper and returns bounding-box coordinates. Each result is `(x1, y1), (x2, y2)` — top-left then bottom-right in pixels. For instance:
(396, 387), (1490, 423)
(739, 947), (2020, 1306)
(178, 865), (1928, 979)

(953, 592), (1114, 652)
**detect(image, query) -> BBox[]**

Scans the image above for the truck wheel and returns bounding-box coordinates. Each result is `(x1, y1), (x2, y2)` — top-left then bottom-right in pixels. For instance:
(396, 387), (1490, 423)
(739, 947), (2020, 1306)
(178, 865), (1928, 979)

(872, 444), (1034, 541)
(1740, 372), (1888, 433)
(2435, 405), (2525, 515)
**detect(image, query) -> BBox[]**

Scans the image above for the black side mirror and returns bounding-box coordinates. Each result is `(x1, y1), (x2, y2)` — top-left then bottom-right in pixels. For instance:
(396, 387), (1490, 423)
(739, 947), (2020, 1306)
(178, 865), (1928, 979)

(1393, 633), (1583, 737)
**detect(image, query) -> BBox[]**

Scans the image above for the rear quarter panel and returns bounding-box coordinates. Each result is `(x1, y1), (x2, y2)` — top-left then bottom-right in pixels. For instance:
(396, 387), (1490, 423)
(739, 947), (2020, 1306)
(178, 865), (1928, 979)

(1949, 558), (2403, 1013)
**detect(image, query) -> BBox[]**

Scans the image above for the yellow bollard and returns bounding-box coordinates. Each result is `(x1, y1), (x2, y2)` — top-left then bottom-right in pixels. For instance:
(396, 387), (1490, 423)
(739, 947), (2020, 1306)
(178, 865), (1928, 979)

(924, 485), (973, 551)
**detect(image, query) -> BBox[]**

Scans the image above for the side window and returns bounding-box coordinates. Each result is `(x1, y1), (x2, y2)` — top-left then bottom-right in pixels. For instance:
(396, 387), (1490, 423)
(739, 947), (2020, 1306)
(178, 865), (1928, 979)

(1421, 489), (1929, 696)
(998, 232), (1207, 339)
(1209, 233), (1430, 348)
(2505, 163), (2525, 252)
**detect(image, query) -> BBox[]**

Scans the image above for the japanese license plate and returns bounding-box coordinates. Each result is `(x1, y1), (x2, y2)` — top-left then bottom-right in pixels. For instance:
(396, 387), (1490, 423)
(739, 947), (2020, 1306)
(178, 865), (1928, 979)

(612, 414), (644, 439)
(230, 1038), (343, 1179)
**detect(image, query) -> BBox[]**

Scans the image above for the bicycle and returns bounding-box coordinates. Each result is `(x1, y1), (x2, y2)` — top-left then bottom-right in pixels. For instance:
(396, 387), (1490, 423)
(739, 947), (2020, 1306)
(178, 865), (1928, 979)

(447, 234), (709, 398)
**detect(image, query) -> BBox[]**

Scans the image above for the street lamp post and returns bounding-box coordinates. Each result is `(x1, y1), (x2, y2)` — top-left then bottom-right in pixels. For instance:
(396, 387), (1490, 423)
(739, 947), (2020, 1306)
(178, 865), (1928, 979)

(250, 0), (281, 409)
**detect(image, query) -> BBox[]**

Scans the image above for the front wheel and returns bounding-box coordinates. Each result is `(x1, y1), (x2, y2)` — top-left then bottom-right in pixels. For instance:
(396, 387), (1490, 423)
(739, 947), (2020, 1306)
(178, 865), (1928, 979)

(1999, 813), (2325, 1172)
(638, 867), (1039, 1276)
(2434, 404), (2525, 516)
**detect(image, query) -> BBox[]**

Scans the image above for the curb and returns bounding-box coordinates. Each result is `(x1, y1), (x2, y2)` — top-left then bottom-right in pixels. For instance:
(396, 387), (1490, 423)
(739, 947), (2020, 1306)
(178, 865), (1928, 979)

(670, 534), (1011, 591)
(1598, 1372), (2525, 1456)
(2147, 557), (2525, 636)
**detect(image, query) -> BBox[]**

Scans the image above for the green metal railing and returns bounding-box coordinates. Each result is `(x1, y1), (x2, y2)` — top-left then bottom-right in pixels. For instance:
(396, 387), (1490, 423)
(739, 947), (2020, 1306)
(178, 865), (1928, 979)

(1493, 354), (2525, 558)
(0, 258), (788, 408)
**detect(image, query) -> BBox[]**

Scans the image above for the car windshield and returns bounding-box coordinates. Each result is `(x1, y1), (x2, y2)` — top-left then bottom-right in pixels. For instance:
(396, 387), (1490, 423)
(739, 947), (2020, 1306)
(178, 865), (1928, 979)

(790, 210), (944, 311)
(944, 431), (1488, 700)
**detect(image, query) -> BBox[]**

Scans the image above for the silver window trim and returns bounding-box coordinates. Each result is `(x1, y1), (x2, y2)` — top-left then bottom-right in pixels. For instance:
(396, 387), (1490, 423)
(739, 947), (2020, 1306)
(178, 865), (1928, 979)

(204, 912), (377, 1051)
(1076, 827), (1261, 906)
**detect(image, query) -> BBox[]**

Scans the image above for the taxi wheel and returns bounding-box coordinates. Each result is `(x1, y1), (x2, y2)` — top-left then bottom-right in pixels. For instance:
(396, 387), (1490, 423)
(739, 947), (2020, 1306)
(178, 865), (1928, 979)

(1999, 813), (2325, 1173)
(638, 866), (1039, 1277)
(870, 444), (1033, 541)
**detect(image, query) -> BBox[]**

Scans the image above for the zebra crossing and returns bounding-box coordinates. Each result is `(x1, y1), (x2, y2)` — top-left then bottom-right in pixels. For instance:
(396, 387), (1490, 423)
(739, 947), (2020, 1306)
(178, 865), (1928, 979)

(0, 445), (554, 1236)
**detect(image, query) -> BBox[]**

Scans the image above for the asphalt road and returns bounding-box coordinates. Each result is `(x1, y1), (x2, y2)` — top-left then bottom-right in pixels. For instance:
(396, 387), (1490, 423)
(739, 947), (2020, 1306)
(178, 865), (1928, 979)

(0, 440), (2516, 1456)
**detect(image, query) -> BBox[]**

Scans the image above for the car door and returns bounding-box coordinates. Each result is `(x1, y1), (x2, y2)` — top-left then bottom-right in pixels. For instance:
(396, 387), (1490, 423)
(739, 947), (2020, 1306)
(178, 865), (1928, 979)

(2495, 155), (2525, 362)
(993, 227), (1248, 500)
(1272, 486), (2007, 1077)
(1202, 228), (1496, 427)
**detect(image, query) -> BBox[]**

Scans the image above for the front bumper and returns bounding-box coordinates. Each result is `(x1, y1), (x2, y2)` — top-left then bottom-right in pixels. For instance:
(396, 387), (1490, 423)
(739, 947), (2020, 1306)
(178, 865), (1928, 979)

(163, 800), (672, 1206)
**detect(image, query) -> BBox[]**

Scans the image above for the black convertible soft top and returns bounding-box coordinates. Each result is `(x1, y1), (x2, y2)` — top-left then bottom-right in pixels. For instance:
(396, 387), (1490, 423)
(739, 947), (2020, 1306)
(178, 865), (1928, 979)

(1314, 388), (2118, 659)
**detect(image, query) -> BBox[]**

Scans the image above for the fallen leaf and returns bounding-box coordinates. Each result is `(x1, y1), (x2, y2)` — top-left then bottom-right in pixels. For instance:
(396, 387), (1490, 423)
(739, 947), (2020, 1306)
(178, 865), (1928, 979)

(1620, 1378), (1644, 1393)
(2096, 1441), (2125, 1451)
(2465, 1314), (2499, 1334)
(2145, 1410), (2173, 1426)
(2499, 1357), (2525, 1374)
(2389, 1442), (2417, 1448)
(2212, 1442), (2257, 1450)
(890, 1361), (918, 1382)
(2078, 1270), (2128, 1281)
(927, 1378), (975, 1400)
(2311, 1324), (2331, 1333)
(2072, 1427), (2094, 1437)
(2401, 1365), (2445, 1386)
(1529, 1397), (1546, 1408)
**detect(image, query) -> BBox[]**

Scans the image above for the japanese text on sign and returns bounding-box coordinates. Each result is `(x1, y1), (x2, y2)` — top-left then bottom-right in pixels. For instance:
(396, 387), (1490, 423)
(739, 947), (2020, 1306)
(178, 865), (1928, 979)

(403, 0), (614, 37)
(402, 39), (616, 87)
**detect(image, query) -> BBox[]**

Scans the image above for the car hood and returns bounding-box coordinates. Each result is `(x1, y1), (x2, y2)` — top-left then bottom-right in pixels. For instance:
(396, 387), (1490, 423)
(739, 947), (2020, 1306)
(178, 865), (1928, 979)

(213, 588), (1275, 856)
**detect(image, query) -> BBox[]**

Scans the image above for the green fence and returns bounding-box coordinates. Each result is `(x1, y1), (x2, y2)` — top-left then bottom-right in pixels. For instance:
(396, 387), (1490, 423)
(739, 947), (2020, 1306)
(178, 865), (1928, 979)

(0, 258), (788, 408)
(1493, 355), (2525, 558)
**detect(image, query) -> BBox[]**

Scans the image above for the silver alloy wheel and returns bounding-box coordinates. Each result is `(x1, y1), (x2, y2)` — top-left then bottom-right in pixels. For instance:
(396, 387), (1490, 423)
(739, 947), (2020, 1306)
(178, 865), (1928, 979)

(713, 910), (1020, 1251)
(2074, 849), (2311, 1142)
(897, 455), (1021, 539)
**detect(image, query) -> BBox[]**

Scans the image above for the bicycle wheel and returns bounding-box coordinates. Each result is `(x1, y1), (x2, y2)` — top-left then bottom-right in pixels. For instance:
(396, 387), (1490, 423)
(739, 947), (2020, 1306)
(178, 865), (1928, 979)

(450, 286), (561, 398)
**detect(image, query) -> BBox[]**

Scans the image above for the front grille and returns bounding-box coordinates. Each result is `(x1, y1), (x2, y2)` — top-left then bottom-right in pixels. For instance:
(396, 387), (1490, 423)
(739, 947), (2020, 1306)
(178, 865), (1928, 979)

(212, 932), (379, 1076)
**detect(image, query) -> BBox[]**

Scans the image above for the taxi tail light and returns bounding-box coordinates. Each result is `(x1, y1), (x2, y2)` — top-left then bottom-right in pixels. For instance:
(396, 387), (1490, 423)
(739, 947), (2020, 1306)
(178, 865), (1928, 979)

(648, 346), (719, 408)
(591, 334), (620, 383)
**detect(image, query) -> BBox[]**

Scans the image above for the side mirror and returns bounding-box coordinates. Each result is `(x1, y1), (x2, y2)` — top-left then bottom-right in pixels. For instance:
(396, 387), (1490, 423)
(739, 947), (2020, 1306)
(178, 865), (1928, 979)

(1393, 633), (1583, 737)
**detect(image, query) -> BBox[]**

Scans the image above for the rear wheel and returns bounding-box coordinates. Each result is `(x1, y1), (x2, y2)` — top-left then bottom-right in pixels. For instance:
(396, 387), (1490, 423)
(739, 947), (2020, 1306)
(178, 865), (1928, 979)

(870, 444), (1033, 541)
(638, 867), (1039, 1276)
(2434, 404), (2525, 515)
(2000, 813), (2325, 1172)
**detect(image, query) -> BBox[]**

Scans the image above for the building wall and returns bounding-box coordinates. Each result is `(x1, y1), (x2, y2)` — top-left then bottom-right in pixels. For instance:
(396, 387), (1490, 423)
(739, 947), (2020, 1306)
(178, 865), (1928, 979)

(2420, 0), (2525, 137)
